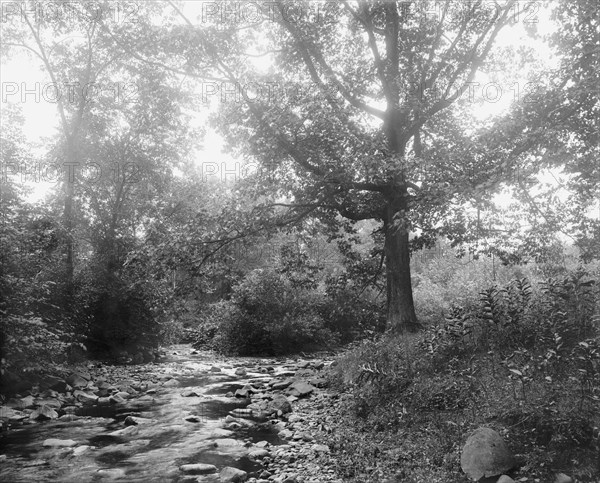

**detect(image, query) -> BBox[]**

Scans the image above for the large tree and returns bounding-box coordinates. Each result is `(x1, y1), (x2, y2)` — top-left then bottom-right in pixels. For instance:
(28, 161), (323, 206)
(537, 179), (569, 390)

(147, 0), (532, 332)
(104, 1), (593, 332)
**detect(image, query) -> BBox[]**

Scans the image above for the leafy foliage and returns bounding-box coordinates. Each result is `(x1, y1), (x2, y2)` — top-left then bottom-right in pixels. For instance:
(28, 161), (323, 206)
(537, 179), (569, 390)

(330, 267), (600, 482)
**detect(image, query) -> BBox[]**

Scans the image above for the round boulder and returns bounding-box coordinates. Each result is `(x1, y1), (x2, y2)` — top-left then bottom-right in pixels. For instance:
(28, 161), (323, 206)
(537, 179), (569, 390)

(461, 427), (516, 481)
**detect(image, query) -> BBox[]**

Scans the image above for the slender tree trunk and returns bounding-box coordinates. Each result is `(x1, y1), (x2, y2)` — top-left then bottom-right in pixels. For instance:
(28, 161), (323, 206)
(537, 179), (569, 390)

(64, 141), (75, 291)
(383, 193), (419, 333)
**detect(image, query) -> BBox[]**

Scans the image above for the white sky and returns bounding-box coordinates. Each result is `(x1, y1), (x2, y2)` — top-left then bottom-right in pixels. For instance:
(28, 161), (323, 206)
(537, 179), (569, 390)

(1, 1), (560, 202)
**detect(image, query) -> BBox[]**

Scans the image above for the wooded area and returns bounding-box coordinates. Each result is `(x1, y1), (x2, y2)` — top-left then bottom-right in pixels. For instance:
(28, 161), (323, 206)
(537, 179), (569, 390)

(1, 2), (598, 482)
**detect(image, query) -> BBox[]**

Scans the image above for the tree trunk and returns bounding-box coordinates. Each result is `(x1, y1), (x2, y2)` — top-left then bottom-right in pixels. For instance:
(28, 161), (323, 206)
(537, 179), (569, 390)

(64, 142), (75, 290)
(384, 194), (419, 333)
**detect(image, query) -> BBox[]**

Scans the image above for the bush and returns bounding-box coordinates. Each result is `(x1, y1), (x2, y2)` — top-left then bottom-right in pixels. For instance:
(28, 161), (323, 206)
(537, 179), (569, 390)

(322, 274), (386, 341)
(328, 268), (600, 482)
(192, 269), (338, 356)
(74, 265), (162, 358)
(0, 315), (73, 373)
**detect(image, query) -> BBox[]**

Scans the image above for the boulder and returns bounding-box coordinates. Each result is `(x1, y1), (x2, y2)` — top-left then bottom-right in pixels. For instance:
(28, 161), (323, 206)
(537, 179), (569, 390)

(234, 368), (247, 377)
(249, 448), (269, 459)
(42, 375), (68, 392)
(108, 393), (126, 404)
(35, 398), (62, 410)
(286, 381), (315, 397)
(1, 407), (27, 422)
(554, 474), (573, 483)
(461, 428), (516, 481)
(5, 396), (35, 410)
(30, 405), (58, 420)
(497, 476), (516, 483)
(66, 373), (88, 388)
(219, 466), (247, 482)
(308, 377), (328, 388)
(267, 394), (292, 415)
(278, 429), (294, 440)
(234, 385), (257, 398)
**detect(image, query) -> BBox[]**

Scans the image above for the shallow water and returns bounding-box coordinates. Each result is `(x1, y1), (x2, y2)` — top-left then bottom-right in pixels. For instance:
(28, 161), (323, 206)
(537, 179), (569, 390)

(0, 345), (286, 482)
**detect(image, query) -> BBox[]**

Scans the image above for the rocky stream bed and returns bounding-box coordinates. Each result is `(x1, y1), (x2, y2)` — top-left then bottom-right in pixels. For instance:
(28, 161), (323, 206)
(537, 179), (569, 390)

(0, 345), (343, 483)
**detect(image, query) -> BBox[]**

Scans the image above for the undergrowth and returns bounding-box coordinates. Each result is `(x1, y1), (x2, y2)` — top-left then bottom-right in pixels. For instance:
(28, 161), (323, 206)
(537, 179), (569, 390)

(327, 268), (600, 482)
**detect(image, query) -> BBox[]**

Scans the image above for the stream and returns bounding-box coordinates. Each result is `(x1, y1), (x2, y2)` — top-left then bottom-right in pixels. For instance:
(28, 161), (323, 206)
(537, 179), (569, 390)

(0, 345), (336, 483)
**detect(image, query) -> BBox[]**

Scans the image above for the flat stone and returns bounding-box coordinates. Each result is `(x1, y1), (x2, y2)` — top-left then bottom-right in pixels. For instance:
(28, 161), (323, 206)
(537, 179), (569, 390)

(73, 390), (98, 406)
(209, 366), (221, 373)
(42, 438), (78, 447)
(249, 449), (269, 459)
(163, 379), (179, 387)
(213, 438), (241, 447)
(286, 381), (315, 397)
(1, 407), (27, 421)
(181, 390), (200, 397)
(6, 396), (36, 409)
(219, 466), (247, 482)
(180, 463), (218, 474)
(271, 380), (292, 390)
(66, 374), (88, 388)
(209, 428), (234, 438)
(97, 469), (126, 478)
(109, 425), (139, 437)
(72, 445), (90, 456)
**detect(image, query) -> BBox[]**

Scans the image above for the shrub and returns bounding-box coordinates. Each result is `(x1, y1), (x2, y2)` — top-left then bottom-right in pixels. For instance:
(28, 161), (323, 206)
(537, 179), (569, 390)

(194, 269), (339, 356)
(74, 265), (161, 357)
(328, 268), (600, 482)
(322, 274), (386, 341)
(0, 315), (77, 377)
